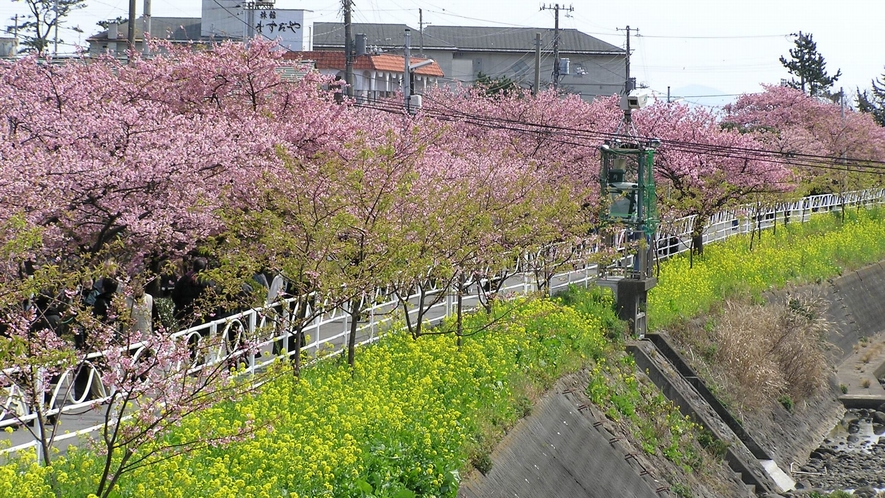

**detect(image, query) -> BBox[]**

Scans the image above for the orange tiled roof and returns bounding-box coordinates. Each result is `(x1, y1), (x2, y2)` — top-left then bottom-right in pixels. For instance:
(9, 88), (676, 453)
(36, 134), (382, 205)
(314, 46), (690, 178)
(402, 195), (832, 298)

(283, 51), (443, 77)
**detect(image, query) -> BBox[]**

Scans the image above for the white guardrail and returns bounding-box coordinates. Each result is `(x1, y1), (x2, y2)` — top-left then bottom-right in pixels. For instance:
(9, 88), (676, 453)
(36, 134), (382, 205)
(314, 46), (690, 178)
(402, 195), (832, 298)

(2, 188), (884, 458)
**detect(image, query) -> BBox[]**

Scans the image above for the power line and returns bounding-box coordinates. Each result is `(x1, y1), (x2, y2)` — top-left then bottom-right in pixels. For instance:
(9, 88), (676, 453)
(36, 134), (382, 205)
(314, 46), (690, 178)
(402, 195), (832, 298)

(420, 8), (543, 28)
(351, 94), (885, 179)
(636, 33), (791, 40)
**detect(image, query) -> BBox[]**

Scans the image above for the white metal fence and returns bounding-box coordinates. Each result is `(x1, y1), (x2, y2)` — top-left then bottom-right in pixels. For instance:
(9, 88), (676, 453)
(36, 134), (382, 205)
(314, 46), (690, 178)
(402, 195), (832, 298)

(3, 188), (884, 458)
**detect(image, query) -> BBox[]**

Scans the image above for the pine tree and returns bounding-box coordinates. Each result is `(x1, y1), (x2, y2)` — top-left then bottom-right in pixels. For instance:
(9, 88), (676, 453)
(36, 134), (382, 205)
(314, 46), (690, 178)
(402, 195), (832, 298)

(856, 69), (885, 126)
(474, 71), (521, 96)
(779, 32), (842, 99)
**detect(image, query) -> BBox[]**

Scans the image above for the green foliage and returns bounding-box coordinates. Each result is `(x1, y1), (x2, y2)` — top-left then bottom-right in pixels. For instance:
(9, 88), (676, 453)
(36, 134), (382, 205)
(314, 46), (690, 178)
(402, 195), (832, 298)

(470, 452), (493, 476)
(856, 68), (885, 126)
(697, 431), (729, 460)
(12, 200), (885, 496)
(96, 16), (126, 30)
(779, 31), (842, 99)
(9, 0), (86, 54)
(584, 352), (704, 471)
(778, 395), (794, 412)
(474, 72), (522, 97)
(555, 285), (621, 340)
(671, 483), (694, 498)
(826, 491), (852, 498)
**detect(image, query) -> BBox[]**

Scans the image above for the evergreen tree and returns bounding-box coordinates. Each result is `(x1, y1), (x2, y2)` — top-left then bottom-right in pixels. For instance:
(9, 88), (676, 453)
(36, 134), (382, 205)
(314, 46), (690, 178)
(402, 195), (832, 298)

(8, 0), (87, 55)
(474, 72), (521, 97)
(856, 69), (885, 126)
(96, 16), (127, 30)
(779, 32), (842, 99)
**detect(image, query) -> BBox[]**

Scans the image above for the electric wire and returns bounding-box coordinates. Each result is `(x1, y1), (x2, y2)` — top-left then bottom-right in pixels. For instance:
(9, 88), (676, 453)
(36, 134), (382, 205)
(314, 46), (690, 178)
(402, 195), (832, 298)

(416, 93), (885, 169)
(349, 94), (885, 179)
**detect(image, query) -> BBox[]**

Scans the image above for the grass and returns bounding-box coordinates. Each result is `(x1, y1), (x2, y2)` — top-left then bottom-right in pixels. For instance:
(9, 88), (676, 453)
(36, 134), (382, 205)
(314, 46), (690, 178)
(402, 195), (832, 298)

(652, 208), (885, 415)
(649, 208), (885, 331)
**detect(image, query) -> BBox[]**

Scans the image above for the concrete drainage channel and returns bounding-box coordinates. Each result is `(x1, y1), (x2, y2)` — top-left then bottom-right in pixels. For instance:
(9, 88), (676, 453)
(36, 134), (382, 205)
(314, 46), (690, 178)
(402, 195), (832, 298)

(628, 334), (797, 495)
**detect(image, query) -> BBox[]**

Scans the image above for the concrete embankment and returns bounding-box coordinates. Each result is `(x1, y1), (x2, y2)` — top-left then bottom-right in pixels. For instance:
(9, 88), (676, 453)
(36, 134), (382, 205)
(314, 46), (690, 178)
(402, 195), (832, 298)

(460, 261), (885, 497)
(458, 375), (665, 498)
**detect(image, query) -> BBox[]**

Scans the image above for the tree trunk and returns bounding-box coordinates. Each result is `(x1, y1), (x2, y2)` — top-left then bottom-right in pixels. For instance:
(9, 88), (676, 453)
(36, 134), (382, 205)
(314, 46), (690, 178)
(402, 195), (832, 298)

(690, 215), (706, 263)
(292, 298), (304, 378)
(347, 296), (360, 368)
(456, 274), (464, 349)
(691, 233), (704, 257)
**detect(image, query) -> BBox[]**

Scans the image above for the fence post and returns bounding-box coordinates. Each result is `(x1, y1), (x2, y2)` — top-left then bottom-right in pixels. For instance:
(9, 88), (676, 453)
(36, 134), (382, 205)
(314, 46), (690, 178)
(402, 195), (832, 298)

(444, 285), (452, 321)
(248, 311), (257, 370)
(35, 368), (45, 466)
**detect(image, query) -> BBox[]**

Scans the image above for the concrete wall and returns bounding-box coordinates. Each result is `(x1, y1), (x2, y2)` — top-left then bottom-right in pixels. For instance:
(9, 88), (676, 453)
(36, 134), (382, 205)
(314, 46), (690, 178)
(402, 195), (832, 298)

(458, 378), (663, 498)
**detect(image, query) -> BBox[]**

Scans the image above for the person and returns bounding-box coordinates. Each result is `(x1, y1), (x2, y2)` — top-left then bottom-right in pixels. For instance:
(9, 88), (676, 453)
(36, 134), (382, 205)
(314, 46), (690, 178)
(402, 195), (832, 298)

(171, 258), (211, 329)
(30, 289), (67, 338)
(91, 277), (119, 323)
(125, 280), (153, 335)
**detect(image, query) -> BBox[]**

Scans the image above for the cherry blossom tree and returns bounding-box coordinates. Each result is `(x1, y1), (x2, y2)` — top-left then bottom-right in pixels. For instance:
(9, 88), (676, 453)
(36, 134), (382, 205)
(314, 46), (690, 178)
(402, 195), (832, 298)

(725, 86), (885, 220)
(10, 33), (885, 498)
(0, 39), (333, 496)
(633, 101), (794, 255)
(419, 88), (621, 295)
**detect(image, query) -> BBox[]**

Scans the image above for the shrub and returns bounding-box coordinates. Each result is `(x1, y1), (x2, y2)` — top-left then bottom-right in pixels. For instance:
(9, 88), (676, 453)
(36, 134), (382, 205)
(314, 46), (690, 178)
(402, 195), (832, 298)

(778, 395), (794, 412)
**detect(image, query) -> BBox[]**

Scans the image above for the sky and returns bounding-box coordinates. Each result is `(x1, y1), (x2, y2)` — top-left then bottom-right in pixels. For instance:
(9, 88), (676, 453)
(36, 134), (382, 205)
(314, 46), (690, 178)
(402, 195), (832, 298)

(1, 0), (883, 107)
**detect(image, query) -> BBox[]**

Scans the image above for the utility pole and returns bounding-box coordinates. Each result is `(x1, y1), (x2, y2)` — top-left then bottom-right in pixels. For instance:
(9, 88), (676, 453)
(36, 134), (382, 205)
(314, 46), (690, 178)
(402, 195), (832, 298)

(53, 0), (59, 55)
(344, 0), (354, 98)
(12, 14), (19, 56)
(616, 25), (639, 94)
(419, 8), (425, 57)
(540, 3), (572, 91)
(245, 3), (254, 40)
(127, 0), (136, 52)
(142, 0), (151, 55)
(404, 29), (411, 112)
(533, 32), (541, 96)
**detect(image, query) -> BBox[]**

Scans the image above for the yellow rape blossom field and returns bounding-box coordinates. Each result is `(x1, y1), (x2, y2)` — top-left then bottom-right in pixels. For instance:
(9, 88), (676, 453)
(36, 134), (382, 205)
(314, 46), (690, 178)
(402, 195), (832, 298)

(7, 207), (885, 497)
(649, 208), (885, 330)
(6, 297), (616, 498)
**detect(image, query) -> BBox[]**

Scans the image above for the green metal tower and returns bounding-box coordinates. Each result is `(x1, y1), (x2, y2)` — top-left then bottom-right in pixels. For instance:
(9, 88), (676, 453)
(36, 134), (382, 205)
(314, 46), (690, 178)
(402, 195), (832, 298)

(598, 92), (660, 337)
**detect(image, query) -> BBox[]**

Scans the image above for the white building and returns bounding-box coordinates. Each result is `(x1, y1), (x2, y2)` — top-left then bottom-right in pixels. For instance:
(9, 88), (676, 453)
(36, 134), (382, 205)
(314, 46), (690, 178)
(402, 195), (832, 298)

(87, 0), (313, 56)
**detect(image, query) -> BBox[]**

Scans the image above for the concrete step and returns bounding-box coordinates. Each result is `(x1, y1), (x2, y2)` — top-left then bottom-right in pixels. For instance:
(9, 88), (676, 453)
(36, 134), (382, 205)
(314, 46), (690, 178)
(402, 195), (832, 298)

(760, 459), (796, 492)
(628, 340), (783, 494)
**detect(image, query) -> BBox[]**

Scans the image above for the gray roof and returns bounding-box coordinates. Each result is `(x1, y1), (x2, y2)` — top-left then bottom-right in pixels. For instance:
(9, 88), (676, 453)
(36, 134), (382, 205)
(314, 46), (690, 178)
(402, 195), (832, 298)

(87, 17), (202, 42)
(312, 23), (622, 55)
(312, 22), (455, 51)
(424, 25), (623, 54)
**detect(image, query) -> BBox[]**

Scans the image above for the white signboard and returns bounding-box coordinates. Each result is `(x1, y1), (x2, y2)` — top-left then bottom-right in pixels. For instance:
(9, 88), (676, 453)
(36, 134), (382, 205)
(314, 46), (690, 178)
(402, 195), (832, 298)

(243, 8), (311, 51)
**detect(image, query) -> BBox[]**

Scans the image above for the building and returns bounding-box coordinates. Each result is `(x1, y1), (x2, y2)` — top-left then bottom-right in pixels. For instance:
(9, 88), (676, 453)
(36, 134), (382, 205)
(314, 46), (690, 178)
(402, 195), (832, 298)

(313, 22), (627, 101)
(87, 9), (625, 101)
(87, 1), (313, 56)
(283, 50), (443, 103)
(86, 17), (201, 55)
(0, 36), (16, 57)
